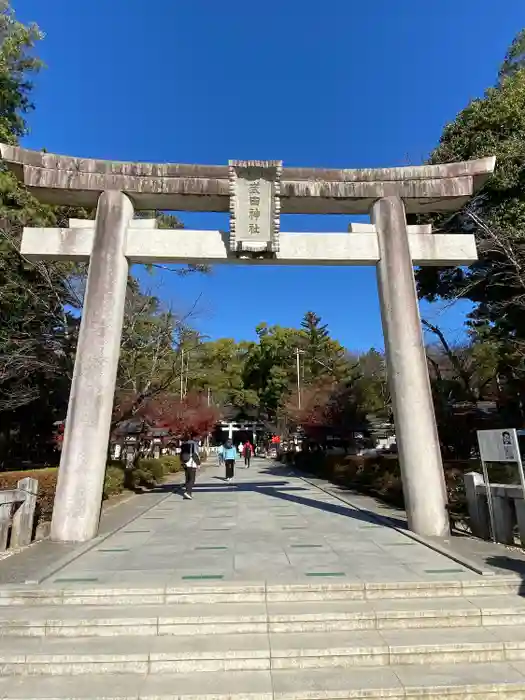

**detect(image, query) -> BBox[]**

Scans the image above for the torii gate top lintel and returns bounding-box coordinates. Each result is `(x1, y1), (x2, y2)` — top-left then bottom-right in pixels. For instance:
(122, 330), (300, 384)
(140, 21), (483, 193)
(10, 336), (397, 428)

(0, 144), (495, 214)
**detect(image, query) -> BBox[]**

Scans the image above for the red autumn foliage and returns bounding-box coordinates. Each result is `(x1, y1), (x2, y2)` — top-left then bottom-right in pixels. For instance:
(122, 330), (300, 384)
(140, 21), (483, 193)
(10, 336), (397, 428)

(138, 392), (220, 437)
(285, 380), (364, 437)
(286, 382), (336, 428)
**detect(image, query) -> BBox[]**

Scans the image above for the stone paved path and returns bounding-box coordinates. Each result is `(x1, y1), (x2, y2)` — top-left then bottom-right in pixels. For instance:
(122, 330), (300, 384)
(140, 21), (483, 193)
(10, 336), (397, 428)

(50, 458), (473, 586)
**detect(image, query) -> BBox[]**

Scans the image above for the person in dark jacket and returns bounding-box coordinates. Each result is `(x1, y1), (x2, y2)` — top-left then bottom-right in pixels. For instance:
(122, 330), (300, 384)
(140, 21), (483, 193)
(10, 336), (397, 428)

(180, 432), (201, 500)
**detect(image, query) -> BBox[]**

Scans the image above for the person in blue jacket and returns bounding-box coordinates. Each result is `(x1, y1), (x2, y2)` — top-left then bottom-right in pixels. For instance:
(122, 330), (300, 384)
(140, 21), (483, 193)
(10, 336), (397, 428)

(222, 438), (237, 482)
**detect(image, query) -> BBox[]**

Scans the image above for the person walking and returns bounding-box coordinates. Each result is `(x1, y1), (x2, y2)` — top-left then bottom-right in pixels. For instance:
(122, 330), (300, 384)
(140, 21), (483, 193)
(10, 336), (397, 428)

(243, 440), (253, 468)
(217, 443), (225, 468)
(223, 439), (237, 482)
(180, 431), (201, 500)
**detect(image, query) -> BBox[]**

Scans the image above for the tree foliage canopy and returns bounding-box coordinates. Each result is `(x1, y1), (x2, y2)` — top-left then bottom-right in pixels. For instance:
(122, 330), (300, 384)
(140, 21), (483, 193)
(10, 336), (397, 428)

(415, 29), (525, 420)
(0, 0), (42, 144)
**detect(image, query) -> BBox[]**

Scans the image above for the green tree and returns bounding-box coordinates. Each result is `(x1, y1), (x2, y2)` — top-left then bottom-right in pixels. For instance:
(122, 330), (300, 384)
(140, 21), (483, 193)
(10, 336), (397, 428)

(353, 348), (390, 419)
(499, 28), (525, 82)
(299, 311), (330, 379)
(243, 323), (298, 420)
(298, 311), (352, 384)
(0, 3), (82, 465)
(415, 32), (525, 418)
(0, 0), (42, 144)
(191, 338), (258, 412)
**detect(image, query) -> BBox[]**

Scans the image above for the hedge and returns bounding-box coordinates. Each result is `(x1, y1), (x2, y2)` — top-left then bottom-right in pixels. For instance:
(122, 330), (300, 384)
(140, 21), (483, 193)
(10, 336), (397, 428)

(0, 453), (191, 526)
(129, 455), (184, 490)
(283, 451), (477, 517)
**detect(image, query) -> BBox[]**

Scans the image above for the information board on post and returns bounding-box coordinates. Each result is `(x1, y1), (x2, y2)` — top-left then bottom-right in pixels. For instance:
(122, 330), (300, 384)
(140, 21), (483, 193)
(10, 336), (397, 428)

(476, 428), (525, 542)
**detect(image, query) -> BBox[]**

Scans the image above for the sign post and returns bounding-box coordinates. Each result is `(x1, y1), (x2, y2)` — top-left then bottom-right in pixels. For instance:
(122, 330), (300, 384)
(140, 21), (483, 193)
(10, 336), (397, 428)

(476, 428), (525, 542)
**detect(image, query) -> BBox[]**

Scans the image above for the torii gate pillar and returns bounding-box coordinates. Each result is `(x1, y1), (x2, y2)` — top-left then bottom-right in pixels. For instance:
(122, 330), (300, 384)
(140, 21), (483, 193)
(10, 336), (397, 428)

(373, 196), (448, 537)
(51, 191), (134, 542)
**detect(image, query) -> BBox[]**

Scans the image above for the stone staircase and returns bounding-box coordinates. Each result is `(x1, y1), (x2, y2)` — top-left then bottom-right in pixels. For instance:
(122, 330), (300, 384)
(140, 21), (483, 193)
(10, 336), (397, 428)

(1, 578), (525, 698)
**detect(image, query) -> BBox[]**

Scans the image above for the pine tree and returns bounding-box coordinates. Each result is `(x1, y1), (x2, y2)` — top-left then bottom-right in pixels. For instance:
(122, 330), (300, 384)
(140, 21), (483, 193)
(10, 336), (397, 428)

(299, 311), (331, 379)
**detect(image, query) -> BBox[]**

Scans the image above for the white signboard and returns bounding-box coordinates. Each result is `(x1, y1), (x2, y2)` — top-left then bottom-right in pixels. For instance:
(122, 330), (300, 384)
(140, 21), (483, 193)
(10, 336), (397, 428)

(476, 428), (525, 543)
(229, 160), (281, 254)
(477, 428), (519, 463)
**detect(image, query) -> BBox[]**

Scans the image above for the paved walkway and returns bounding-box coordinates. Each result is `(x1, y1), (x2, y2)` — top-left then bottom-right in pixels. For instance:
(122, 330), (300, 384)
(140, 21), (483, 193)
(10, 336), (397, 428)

(48, 458), (474, 586)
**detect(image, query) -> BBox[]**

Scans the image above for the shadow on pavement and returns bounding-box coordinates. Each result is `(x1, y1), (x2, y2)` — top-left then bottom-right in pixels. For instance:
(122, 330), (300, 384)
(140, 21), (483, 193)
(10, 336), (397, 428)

(152, 479), (387, 527)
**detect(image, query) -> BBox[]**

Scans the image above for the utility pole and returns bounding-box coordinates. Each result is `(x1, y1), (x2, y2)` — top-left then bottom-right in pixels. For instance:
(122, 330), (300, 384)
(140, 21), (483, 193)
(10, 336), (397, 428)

(206, 387), (212, 449)
(296, 347), (302, 410)
(184, 352), (189, 397)
(180, 348), (184, 399)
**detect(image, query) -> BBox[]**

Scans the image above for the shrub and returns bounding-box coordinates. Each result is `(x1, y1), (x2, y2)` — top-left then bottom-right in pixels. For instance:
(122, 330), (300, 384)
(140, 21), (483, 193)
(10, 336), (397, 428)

(0, 454), (186, 529)
(103, 465), (126, 499)
(128, 466), (157, 490)
(132, 456), (183, 489)
(141, 458), (166, 483)
(289, 451), (474, 516)
(158, 455), (182, 473)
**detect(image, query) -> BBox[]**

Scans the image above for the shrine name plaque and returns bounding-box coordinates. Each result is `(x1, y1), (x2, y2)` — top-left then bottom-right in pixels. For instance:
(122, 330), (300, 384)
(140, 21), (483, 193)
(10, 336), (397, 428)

(229, 160), (282, 254)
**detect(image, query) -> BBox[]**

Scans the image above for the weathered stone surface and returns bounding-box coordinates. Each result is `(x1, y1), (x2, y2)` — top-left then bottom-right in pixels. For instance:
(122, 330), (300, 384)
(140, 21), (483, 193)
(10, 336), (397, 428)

(229, 160), (281, 253)
(34, 521), (51, 541)
(11, 477), (38, 548)
(0, 144), (495, 214)
(20, 226), (477, 266)
(464, 473), (491, 540)
(372, 196), (449, 539)
(50, 190), (134, 543)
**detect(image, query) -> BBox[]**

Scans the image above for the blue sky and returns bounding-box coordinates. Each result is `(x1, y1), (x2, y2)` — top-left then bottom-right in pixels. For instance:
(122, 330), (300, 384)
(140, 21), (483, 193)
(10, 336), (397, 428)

(15, 0), (525, 351)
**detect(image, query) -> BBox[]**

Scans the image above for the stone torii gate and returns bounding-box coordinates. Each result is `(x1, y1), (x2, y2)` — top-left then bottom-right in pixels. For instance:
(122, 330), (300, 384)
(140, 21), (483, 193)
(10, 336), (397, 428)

(0, 145), (495, 543)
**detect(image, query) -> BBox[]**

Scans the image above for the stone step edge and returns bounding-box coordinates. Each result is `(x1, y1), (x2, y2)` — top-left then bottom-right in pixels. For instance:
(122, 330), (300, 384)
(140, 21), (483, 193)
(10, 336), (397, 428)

(3, 605), (525, 633)
(1, 683), (525, 700)
(0, 639), (524, 669)
(1, 578), (522, 605)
